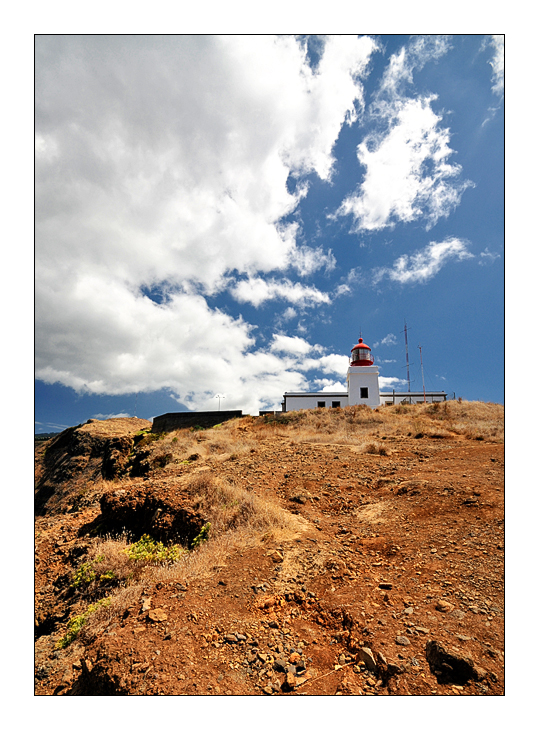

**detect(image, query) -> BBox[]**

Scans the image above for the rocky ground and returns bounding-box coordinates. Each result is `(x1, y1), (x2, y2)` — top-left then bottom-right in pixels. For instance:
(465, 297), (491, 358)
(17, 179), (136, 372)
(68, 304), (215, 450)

(34, 405), (504, 696)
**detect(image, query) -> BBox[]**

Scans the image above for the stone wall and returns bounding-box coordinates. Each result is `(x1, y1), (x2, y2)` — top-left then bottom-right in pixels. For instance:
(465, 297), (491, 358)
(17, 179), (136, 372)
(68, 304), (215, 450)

(151, 410), (243, 433)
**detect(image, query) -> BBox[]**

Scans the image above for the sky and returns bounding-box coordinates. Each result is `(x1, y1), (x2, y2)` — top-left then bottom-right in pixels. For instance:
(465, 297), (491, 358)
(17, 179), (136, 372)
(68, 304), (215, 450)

(34, 34), (504, 432)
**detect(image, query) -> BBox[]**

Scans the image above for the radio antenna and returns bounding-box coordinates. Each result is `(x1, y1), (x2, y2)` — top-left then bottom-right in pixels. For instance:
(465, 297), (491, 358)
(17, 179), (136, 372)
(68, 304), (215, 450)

(418, 345), (426, 403)
(404, 321), (411, 393)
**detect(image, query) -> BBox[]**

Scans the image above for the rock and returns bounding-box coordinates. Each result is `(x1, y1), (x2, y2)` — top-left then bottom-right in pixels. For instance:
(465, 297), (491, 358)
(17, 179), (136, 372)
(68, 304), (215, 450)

(224, 634), (238, 643)
(289, 652), (301, 664)
(403, 607), (414, 615)
(451, 610), (466, 620)
(281, 671), (297, 692)
(273, 658), (287, 673)
(395, 636), (411, 646)
(425, 640), (479, 684)
(379, 582), (392, 590)
(435, 599), (454, 613)
(148, 608), (167, 622)
(357, 647), (377, 672)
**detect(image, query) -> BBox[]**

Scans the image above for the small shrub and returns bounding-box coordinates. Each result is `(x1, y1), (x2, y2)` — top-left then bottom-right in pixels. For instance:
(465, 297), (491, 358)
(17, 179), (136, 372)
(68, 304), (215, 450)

(126, 534), (186, 563)
(56, 598), (111, 649)
(191, 523), (211, 549)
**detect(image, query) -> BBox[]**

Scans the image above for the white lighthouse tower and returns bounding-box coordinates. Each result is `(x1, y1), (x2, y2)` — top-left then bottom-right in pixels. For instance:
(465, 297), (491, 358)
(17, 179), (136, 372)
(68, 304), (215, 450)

(347, 337), (380, 407)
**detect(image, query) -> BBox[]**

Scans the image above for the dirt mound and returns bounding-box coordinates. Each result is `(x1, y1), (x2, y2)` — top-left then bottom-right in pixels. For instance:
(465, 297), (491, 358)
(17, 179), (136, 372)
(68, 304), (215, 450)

(100, 484), (205, 546)
(35, 405), (504, 696)
(35, 418), (152, 516)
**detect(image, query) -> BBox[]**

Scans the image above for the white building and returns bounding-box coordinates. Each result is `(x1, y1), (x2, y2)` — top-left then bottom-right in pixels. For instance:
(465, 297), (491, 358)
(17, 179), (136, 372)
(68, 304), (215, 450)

(282, 336), (447, 411)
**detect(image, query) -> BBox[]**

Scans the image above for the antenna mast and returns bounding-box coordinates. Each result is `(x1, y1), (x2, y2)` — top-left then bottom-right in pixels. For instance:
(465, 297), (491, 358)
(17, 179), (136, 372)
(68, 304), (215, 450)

(418, 345), (426, 403)
(404, 320), (411, 393)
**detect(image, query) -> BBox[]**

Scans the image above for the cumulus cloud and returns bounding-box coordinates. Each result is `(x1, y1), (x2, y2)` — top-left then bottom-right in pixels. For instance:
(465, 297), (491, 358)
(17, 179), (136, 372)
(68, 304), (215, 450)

(270, 334), (315, 355)
(336, 36), (472, 232)
(337, 96), (472, 232)
(230, 277), (332, 308)
(379, 376), (408, 391)
(372, 237), (473, 285)
(314, 379), (348, 392)
(376, 35), (451, 100)
(35, 35), (379, 413)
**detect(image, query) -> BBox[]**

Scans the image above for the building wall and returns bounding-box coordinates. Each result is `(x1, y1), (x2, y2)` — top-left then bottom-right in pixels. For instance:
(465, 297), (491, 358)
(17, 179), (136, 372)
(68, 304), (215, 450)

(347, 366), (381, 407)
(152, 410), (243, 432)
(283, 394), (348, 412)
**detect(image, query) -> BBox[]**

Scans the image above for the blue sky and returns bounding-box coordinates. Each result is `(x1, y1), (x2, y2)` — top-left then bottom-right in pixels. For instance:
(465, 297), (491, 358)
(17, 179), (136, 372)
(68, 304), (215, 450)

(35, 35), (504, 432)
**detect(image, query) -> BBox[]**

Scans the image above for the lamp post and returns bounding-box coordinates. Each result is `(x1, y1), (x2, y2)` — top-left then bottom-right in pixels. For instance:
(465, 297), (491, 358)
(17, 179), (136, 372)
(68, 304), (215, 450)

(215, 394), (225, 411)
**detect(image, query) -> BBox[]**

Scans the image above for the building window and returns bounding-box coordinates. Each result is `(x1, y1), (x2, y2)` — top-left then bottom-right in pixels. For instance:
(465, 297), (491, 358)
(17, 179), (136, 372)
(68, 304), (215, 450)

(332, 401), (340, 408)
(360, 387), (369, 399)
(317, 401), (325, 408)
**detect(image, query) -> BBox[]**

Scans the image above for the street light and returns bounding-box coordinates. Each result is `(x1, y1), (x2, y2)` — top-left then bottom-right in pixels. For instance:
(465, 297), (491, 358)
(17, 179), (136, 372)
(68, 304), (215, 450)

(215, 394), (225, 411)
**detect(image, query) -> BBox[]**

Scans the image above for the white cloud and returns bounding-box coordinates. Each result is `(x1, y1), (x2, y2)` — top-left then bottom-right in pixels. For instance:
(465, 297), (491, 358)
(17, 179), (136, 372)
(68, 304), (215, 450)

(297, 353), (350, 375)
(270, 334), (314, 356)
(377, 35), (451, 100)
(287, 244), (336, 276)
(230, 277), (331, 308)
(35, 35), (380, 414)
(488, 35), (504, 97)
(335, 36), (472, 233)
(479, 247), (501, 265)
(372, 237), (473, 285)
(91, 412), (131, 420)
(374, 333), (397, 347)
(314, 379), (347, 392)
(379, 376), (408, 391)
(337, 96), (472, 232)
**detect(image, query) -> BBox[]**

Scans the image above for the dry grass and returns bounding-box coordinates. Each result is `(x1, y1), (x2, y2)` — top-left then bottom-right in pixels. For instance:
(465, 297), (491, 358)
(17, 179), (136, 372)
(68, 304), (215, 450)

(185, 472), (296, 536)
(148, 423), (259, 467)
(263, 400), (503, 444)
(63, 400), (502, 646)
(66, 468), (298, 643)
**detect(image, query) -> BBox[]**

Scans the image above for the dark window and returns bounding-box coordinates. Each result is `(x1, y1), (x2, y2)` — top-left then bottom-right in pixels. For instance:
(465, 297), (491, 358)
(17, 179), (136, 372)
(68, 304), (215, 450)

(360, 387), (369, 399)
(332, 401), (340, 408)
(317, 401), (325, 408)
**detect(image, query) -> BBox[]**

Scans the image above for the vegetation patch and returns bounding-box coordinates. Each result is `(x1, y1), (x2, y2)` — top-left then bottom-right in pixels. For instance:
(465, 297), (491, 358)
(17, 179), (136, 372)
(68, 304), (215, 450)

(126, 534), (187, 563)
(57, 598), (111, 649)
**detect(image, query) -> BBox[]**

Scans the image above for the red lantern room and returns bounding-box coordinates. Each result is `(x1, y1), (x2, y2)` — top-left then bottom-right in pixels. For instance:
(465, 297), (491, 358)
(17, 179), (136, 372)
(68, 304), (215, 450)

(350, 337), (374, 366)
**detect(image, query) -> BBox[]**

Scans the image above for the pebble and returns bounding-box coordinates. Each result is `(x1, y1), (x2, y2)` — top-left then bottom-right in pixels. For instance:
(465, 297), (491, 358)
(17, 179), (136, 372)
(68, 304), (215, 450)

(435, 600), (454, 613)
(357, 647), (377, 672)
(396, 636), (411, 646)
(148, 608), (167, 622)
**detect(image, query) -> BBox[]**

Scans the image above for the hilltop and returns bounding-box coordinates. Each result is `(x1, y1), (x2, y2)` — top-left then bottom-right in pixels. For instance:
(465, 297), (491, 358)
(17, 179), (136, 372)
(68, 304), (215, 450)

(34, 401), (504, 696)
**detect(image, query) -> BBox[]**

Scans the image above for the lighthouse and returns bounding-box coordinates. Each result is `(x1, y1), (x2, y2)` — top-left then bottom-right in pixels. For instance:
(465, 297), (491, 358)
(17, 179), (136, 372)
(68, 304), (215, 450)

(347, 337), (381, 407)
(281, 331), (447, 412)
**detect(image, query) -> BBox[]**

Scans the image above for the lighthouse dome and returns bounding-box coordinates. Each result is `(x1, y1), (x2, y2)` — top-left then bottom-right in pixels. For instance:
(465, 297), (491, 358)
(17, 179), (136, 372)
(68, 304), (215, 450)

(350, 337), (374, 366)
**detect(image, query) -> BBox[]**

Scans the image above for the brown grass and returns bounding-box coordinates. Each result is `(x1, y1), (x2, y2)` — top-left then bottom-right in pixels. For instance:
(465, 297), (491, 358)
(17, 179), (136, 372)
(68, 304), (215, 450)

(185, 472), (296, 536)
